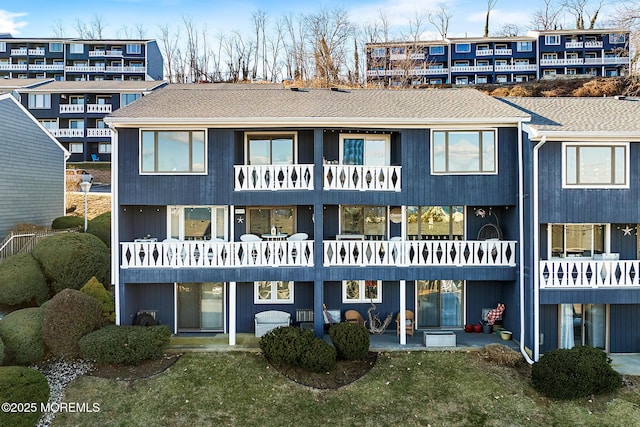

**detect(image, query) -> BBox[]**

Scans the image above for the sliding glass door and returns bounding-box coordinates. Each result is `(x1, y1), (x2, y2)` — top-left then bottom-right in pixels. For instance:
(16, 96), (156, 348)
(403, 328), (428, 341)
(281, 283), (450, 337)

(559, 304), (606, 349)
(416, 280), (463, 328)
(177, 282), (224, 331)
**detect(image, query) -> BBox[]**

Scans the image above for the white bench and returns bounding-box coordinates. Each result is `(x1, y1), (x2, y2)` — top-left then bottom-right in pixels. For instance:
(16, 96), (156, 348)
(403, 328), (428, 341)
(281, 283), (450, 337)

(254, 310), (291, 337)
(424, 330), (456, 347)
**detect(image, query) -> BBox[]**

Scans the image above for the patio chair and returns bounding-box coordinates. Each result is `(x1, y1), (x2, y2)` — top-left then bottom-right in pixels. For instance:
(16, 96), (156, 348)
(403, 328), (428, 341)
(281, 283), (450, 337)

(91, 154), (100, 162)
(396, 310), (415, 337)
(240, 234), (262, 242)
(345, 310), (366, 328)
(287, 232), (308, 241)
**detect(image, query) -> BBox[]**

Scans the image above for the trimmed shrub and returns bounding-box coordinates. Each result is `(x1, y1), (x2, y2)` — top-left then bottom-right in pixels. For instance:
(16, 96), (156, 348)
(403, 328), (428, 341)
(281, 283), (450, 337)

(0, 336), (4, 365)
(87, 211), (111, 248)
(0, 366), (49, 427)
(0, 253), (49, 307)
(259, 326), (315, 366)
(532, 346), (622, 399)
(51, 215), (84, 230)
(300, 338), (337, 373)
(329, 322), (370, 360)
(79, 324), (172, 365)
(0, 307), (45, 365)
(43, 289), (103, 358)
(80, 276), (115, 324)
(31, 232), (110, 294)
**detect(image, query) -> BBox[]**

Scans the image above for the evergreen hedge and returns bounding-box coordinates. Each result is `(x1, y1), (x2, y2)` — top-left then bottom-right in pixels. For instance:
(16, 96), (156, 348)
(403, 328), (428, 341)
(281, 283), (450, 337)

(51, 215), (84, 230)
(0, 307), (45, 365)
(259, 326), (315, 366)
(0, 253), (49, 307)
(329, 322), (370, 360)
(87, 211), (111, 248)
(80, 276), (115, 323)
(79, 325), (172, 365)
(0, 366), (49, 427)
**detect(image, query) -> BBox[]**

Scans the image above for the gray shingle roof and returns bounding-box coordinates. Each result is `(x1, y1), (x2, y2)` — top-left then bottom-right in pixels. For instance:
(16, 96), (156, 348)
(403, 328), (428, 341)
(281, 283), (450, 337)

(107, 84), (529, 125)
(501, 97), (640, 136)
(18, 80), (167, 93)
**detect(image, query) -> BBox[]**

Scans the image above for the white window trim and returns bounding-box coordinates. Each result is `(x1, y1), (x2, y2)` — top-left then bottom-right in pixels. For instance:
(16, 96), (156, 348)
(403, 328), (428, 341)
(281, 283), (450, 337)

(69, 143), (83, 153)
(517, 41), (533, 52)
(338, 133), (391, 166)
(28, 93), (51, 109)
(545, 35), (561, 45)
(126, 43), (142, 54)
(429, 46), (445, 55)
(98, 142), (112, 154)
(342, 280), (382, 303)
(49, 42), (63, 52)
(548, 224), (609, 260)
(430, 128), (498, 175)
(455, 43), (471, 53)
(167, 205), (229, 241)
(69, 43), (84, 54)
(254, 281), (294, 304)
(562, 142), (629, 189)
(244, 131), (298, 165)
(139, 129), (208, 175)
(0, 42), (6, 52)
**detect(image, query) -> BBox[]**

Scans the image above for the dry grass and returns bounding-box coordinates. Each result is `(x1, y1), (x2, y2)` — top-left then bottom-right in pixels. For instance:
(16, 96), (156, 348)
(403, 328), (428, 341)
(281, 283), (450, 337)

(482, 343), (525, 367)
(65, 192), (111, 221)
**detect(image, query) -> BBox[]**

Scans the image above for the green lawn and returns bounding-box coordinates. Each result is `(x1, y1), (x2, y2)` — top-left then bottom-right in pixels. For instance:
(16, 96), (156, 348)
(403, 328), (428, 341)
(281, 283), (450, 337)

(56, 351), (640, 426)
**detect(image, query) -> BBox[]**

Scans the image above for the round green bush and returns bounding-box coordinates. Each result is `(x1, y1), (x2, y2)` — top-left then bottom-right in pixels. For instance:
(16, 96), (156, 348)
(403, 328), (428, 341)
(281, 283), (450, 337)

(0, 253), (49, 307)
(51, 215), (84, 230)
(0, 366), (49, 427)
(259, 326), (315, 366)
(0, 336), (4, 365)
(31, 232), (110, 294)
(532, 346), (622, 399)
(329, 322), (370, 360)
(0, 307), (45, 365)
(43, 289), (104, 358)
(87, 211), (111, 248)
(300, 338), (337, 373)
(80, 276), (115, 324)
(79, 324), (172, 365)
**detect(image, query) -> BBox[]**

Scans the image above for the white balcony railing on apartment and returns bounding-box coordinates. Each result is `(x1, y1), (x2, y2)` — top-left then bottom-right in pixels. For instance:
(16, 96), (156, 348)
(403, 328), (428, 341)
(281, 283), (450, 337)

(409, 53), (426, 60)
(494, 64), (538, 72)
(10, 48), (27, 55)
(105, 66), (146, 73)
(87, 104), (112, 113)
(540, 260), (640, 289)
(65, 65), (105, 72)
(324, 239), (516, 267)
(234, 165), (314, 191)
(59, 104), (85, 114)
(105, 50), (123, 57)
(29, 64), (64, 71)
(585, 41), (603, 48)
(86, 128), (111, 138)
(584, 57), (630, 65)
(28, 49), (45, 56)
(495, 49), (512, 55)
(413, 68), (449, 76)
(540, 58), (584, 65)
(121, 240), (314, 268)
(450, 65), (494, 73)
(0, 64), (27, 70)
(323, 165), (401, 192)
(390, 54), (407, 61)
(565, 42), (583, 49)
(89, 50), (106, 57)
(476, 49), (493, 56)
(49, 128), (84, 138)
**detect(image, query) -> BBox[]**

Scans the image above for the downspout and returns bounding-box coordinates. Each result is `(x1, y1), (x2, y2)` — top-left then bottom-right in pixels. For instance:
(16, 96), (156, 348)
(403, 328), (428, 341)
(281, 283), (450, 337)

(531, 134), (547, 362)
(518, 120), (534, 364)
(109, 125), (120, 325)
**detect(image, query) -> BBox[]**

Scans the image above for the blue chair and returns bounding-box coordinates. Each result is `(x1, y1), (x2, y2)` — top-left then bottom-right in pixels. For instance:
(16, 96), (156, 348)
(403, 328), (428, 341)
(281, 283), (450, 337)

(91, 154), (100, 162)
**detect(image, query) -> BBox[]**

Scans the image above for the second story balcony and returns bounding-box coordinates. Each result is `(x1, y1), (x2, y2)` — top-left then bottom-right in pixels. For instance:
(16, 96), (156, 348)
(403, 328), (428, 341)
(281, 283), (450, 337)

(28, 48), (45, 56)
(234, 164), (314, 191)
(451, 65), (494, 73)
(476, 49), (493, 56)
(29, 64), (65, 71)
(65, 65), (105, 73)
(59, 104), (84, 114)
(86, 128), (112, 138)
(10, 48), (27, 56)
(106, 66), (146, 73)
(87, 104), (112, 113)
(494, 64), (537, 72)
(413, 68), (450, 76)
(540, 58), (584, 66)
(49, 128), (84, 138)
(540, 258), (640, 289)
(0, 64), (27, 71)
(323, 239), (517, 267)
(323, 164), (401, 192)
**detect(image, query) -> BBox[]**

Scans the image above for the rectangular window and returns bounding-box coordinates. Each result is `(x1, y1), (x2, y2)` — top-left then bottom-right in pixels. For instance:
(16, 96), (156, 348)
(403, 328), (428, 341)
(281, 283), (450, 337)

(551, 224), (604, 258)
(340, 206), (387, 239)
(69, 43), (84, 54)
(545, 35), (561, 45)
(371, 47), (386, 57)
(28, 93), (51, 109)
(564, 143), (627, 187)
(455, 76), (468, 85)
(255, 281), (293, 304)
(559, 304), (606, 349)
(516, 41), (532, 52)
(141, 130), (206, 174)
(248, 207), (295, 237)
(340, 134), (390, 165)
(417, 280), (463, 328)
(406, 206), (464, 240)
(49, 42), (63, 52)
(0, 42), (6, 52)
(169, 206), (228, 241)
(609, 34), (625, 44)
(39, 119), (58, 130)
(69, 120), (84, 129)
(429, 45), (445, 55)
(455, 43), (471, 53)
(431, 130), (497, 174)
(343, 280), (381, 303)
(247, 133), (295, 165)
(121, 93), (141, 107)
(98, 142), (111, 154)
(126, 43), (142, 54)
(69, 143), (83, 153)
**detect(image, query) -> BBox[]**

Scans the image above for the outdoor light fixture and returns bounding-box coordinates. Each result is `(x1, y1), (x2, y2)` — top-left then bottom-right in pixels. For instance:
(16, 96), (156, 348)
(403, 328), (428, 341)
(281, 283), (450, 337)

(80, 181), (92, 231)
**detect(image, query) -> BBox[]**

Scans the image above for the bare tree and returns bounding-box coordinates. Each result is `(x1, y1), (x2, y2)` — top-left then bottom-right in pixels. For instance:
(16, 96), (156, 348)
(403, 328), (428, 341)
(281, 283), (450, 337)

(611, 1), (640, 92)
(75, 15), (107, 39)
(51, 20), (65, 38)
(562, 0), (604, 29)
(118, 23), (147, 39)
(251, 10), (268, 80)
(158, 24), (179, 82)
(497, 23), (521, 36)
(484, 0), (499, 37)
(405, 10), (427, 42)
(530, 0), (564, 30)
(428, 3), (452, 40)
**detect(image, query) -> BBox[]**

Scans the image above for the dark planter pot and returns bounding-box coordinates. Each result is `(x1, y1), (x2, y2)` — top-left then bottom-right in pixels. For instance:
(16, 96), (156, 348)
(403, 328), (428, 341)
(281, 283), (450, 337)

(464, 324), (474, 333)
(473, 324), (482, 333)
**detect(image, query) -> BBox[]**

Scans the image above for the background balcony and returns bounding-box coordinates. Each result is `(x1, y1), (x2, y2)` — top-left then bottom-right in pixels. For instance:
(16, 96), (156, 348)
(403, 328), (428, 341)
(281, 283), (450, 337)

(86, 128), (112, 137)
(59, 104), (85, 114)
(540, 259), (640, 289)
(49, 128), (84, 138)
(450, 65), (494, 73)
(87, 104), (112, 113)
(234, 164), (313, 191)
(323, 164), (401, 192)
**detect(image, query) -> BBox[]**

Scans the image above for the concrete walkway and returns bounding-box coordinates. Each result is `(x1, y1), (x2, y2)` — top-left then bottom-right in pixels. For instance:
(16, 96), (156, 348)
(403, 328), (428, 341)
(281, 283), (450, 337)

(609, 354), (640, 376)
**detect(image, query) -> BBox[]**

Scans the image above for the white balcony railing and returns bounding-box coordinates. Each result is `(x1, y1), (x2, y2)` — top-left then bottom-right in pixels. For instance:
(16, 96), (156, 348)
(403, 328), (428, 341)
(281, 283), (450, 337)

(234, 164), (314, 191)
(495, 49), (512, 55)
(65, 65), (105, 72)
(324, 239), (517, 267)
(10, 48), (27, 55)
(540, 58), (584, 65)
(87, 104), (112, 113)
(585, 57), (630, 65)
(89, 50), (106, 57)
(0, 64), (27, 70)
(86, 128), (111, 138)
(494, 64), (538, 72)
(540, 260), (640, 289)
(476, 49), (493, 56)
(49, 128), (84, 138)
(59, 104), (85, 114)
(450, 65), (494, 73)
(323, 165), (401, 192)
(105, 50), (123, 57)
(413, 68), (449, 76)
(29, 64), (65, 71)
(105, 66), (146, 73)
(28, 49), (45, 56)
(565, 42), (583, 49)
(121, 240), (314, 268)
(584, 41), (603, 48)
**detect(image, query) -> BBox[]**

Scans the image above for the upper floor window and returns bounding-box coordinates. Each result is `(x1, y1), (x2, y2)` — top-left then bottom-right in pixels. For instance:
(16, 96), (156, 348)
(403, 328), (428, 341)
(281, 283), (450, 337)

(126, 43), (142, 54)
(141, 130), (206, 174)
(98, 142), (111, 154)
(390, 47), (405, 55)
(247, 133), (295, 165)
(371, 47), (386, 58)
(340, 134), (390, 165)
(407, 206), (464, 240)
(0, 42), (5, 52)
(609, 33), (625, 44)
(455, 43), (471, 53)
(551, 224), (604, 258)
(343, 280), (381, 304)
(545, 35), (561, 45)
(340, 206), (387, 239)
(255, 281), (294, 304)
(28, 93), (51, 109)
(69, 143), (83, 153)
(248, 207), (295, 236)
(69, 43), (84, 54)
(39, 119), (58, 130)
(168, 205), (228, 241)
(49, 42), (63, 52)
(564, 143), (628, 187)
(121, 93), (141, 107)
(431, 130), (497, 174)
(429, 45), (445, 55)
(516, 41), (532, 52)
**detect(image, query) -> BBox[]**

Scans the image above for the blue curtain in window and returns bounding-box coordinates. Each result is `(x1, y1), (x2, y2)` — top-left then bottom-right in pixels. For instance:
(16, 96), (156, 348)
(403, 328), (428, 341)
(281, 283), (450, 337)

(343, 139), (364, 165)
